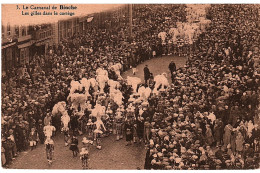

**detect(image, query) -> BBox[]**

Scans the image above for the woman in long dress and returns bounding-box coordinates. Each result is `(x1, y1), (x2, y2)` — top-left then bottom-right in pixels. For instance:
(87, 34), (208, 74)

(1, 146), (6, 167)
(230, 129), (237, 153)
(223, 124), (233, 148)
(125, 119), (133, 146)
(205, 124), (214, 146)
(143, 117), (151, 145)
(235, 131), (244, 154)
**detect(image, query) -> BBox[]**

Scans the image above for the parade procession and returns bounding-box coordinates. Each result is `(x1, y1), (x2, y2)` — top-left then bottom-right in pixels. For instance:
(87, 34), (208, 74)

(1, 4), (260, 170)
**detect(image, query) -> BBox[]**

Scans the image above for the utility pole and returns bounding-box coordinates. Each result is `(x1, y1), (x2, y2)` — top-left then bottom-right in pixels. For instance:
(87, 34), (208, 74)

(129, 4), (133, 38)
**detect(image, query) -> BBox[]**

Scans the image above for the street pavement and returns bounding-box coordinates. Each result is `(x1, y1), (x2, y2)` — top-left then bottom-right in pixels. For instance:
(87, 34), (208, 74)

(9, 133), (146, 169)
(122, 55), (187, 83)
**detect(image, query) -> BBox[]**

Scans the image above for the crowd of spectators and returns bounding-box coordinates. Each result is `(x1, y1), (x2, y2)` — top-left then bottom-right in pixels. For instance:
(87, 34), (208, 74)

(1, 4), (260, 170)
(144, 4), (260, 169)
(1, 4), (187, 167)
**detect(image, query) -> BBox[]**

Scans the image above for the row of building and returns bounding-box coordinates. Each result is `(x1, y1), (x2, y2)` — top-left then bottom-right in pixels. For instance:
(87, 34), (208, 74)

(2, 5), (129, 73)
(2, 17), (88, 72)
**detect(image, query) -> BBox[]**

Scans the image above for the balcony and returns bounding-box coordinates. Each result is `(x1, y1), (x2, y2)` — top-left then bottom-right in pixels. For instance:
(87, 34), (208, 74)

(18, 35), (32, 43)
(33, 27), (53, 42)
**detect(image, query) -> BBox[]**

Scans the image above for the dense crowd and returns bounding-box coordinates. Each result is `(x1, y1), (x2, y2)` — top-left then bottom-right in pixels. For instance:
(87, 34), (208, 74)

(144, 4), (260, 170)
(1, 4), (260, 170)
(1, 4), (187, 167)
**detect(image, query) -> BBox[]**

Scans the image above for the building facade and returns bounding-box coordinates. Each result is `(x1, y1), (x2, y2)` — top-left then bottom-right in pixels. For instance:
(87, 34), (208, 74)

(2, 6), (127, 72)
(57, 17), (79, 44)
(2, 23), (20, 72)
(30, 24), (54, 56)
(2, 23), (55, 73)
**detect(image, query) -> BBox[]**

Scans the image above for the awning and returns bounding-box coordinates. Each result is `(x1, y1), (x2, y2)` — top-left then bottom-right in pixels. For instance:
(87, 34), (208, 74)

(35, 39), (49, 46)
(2, 42), (16, 49)
(18, 41), (32, 49)
(87, 17), (94, 22)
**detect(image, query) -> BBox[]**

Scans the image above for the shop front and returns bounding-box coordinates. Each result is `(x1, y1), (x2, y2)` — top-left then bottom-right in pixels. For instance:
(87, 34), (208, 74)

(2, 41), (17, 72)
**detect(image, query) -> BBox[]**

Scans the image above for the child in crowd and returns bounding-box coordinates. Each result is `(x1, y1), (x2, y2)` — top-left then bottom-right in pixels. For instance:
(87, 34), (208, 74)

(70, 134), (79, 157)
(28, 127), (39, 150)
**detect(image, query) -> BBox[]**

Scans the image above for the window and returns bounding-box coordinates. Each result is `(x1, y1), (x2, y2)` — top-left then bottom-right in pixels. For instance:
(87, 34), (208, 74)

(22, 27), (26, 36)
(28, 25), (34, 35)
(7, 23), (11, 35)
(2, 25), (4, 34)
(6, 48), (12, 69)
(59, 30), (62, 40)
(15, 26), (19, 36)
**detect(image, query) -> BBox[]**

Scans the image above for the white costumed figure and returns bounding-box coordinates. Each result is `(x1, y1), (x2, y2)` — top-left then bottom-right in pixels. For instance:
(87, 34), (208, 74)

(138, 86), (152, 101)
(80, 78), (91, 96)
(127, 76), (142, 93)
(52, 101), (70, 144)
(138, 86), (146, 99)
(91, 103), (106, 121)
(67, 93), (87, 113)
(158, 31), (167, 44)
(111, 63), (123, 80)
(52, 101), (70, 132)
(61, 113), (70, 132)
(88, 78), (98, 97)
(144, 87), (152, 100)
(88, 78), (97, 88)
(107, 79), (120, 94)
(91, 103), (106, 149)
(43, 122), (56, 138)
(96, 68), (109, 93)
(52, 101), (67, 116)
(111, 89), (124, 106)
(61, 112), (70, 146)
(70, 80), (83, 94)
(153, 73), (169, 95)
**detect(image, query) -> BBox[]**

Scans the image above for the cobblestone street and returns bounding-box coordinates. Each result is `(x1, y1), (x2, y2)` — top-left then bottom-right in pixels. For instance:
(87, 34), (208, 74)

(8, 133), (146, 169)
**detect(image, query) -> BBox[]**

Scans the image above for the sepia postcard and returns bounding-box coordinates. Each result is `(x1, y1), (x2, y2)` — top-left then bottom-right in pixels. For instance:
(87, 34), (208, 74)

(1, 2), (260, 170)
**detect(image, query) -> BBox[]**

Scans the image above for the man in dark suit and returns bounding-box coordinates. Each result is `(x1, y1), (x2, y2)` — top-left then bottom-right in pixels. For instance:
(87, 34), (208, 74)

(143, 65), (150, 86)
(168, 60), (176, 83)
